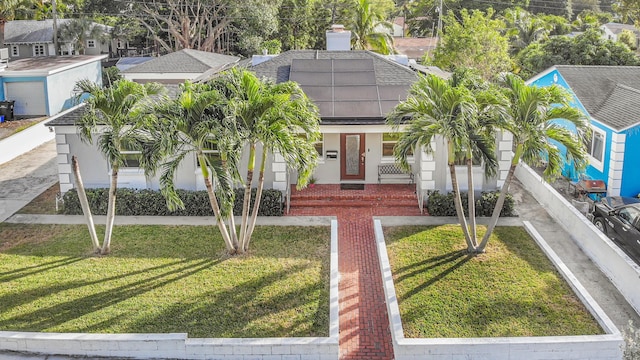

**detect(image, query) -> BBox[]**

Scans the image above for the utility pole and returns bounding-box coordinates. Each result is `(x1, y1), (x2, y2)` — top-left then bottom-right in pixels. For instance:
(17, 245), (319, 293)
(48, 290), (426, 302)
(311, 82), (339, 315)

(52, 0), (59, 56)
(436, 0), (443, 45)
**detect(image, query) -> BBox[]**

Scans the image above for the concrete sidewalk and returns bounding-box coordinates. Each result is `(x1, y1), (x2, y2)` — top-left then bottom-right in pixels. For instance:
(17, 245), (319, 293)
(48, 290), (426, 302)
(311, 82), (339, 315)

(0, 140), (58, 222)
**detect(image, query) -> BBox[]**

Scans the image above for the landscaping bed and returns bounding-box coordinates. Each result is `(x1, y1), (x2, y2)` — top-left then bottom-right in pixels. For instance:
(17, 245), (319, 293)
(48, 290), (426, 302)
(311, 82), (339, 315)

(383, 225), (602, 338)
(0, 224), (330, 338)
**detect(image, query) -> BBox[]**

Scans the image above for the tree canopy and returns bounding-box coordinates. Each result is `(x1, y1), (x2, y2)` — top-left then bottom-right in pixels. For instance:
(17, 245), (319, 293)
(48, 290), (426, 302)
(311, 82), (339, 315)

(430, 8), (513, 80)
(516, 28), (640, 79)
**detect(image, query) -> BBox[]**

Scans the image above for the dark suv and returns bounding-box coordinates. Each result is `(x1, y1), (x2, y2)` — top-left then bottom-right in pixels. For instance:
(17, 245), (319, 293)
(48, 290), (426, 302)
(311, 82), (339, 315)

(590, 196), (640, 253)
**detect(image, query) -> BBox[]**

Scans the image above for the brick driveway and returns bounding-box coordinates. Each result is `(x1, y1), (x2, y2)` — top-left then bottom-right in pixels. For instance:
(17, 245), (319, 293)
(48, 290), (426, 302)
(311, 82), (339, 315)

(288, 184), (423, 360)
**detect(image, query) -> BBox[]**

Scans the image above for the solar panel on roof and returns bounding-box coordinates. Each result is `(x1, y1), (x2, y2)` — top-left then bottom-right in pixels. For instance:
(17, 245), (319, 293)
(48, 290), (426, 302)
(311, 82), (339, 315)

(334, 86), (378, 101)
(290, 72), (332, 86)
(290, 59), (333, 72)
(333, 59), (374, 72)
(334, 72), (376, 86)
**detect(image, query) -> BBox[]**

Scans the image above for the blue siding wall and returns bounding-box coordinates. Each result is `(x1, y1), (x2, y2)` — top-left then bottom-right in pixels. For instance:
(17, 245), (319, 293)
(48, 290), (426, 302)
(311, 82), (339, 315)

(529, 69), (592, 180)
(0, 78), (4, 101)
(583, 120), (611, 183)
(621, 129), (640, 197)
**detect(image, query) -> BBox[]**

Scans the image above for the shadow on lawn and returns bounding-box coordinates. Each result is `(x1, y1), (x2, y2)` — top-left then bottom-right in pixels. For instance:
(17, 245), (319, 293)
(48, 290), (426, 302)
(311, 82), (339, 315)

(0, 258), (219, 331)
(126, 262), (329, 338)
(394, 250), (473, 303)
(0, 256), (83, 282)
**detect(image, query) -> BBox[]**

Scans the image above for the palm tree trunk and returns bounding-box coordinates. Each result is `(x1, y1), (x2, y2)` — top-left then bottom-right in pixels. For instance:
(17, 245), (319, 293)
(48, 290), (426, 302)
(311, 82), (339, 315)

(101, 164), (118, 255)
(71, 156), (100, 253)
(0, 20), (6, 50)
(238, 143), (256, 253)
(220, 156), (239, 249)
(477, 163), (517, 252)
(450, 163), (475, 252)
(466, 154), (477, 247)
(245, 149), (268, 251)
(477, 144), (522, 252)
(203, 175), (236, 254)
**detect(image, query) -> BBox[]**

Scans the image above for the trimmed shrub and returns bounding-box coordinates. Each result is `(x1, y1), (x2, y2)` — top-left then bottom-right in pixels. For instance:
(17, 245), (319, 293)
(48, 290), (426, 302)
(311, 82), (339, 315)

(426, 190), (517, 217)
(62, 188), (283, 216)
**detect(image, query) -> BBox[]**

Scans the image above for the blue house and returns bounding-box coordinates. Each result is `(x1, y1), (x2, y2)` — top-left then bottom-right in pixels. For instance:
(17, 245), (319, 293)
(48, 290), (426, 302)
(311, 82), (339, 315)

(527, 65), (640, 197)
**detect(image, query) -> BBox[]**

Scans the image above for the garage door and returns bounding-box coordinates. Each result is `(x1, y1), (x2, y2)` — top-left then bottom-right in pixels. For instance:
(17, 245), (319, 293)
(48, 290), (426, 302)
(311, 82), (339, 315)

(5, 81), (47, 116)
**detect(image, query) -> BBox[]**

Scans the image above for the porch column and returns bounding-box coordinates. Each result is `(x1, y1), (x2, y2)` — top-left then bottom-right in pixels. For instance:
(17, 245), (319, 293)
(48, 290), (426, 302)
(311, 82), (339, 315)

(607, 133), (625, 197)
(55, 127), (74, 194)
(272, 151), (287, 191)
(418, 140), (437, 202)
(497, 130), (513, 189)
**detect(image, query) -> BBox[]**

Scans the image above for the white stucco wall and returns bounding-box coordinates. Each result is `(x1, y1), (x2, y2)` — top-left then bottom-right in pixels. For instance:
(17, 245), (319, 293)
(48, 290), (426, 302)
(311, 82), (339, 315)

(46, 60), (102, 115)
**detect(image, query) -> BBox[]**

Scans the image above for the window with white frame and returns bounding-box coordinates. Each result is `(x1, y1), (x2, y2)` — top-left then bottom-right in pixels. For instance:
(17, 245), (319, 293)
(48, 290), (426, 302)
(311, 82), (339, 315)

(585, 126), (605, 167)
(120, 145), (142, 168)
(87, 39), (96, 48)
(10, 45), (19, 57)
(32, 44), (45, 57)
(382, 133), (412, 158)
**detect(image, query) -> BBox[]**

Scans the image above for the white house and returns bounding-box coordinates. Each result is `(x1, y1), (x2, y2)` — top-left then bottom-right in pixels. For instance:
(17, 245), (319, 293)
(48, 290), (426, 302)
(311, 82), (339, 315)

(45, 28), (512, 202)
(600, 22), (640, 49)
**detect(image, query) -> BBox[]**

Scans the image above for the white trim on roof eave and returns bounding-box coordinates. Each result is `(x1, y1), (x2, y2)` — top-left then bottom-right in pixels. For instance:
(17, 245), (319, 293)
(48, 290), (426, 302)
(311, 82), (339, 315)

(525, 65), (558, 85)
(592, 116), (640, 133)
(0, 55), (107, 77)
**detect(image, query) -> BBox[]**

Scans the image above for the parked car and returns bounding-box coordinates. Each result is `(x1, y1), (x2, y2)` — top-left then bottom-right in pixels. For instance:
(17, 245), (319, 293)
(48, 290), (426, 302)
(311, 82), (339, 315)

(590, 196), (640, 253)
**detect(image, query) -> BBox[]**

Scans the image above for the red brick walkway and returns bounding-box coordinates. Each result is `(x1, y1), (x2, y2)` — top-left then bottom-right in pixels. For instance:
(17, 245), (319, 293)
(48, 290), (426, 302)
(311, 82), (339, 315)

(288, 184), (423, 360)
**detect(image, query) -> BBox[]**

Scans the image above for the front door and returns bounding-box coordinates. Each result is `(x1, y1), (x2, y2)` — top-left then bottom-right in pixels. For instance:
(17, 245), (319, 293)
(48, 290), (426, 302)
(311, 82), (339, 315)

(340, 133), (365, 181)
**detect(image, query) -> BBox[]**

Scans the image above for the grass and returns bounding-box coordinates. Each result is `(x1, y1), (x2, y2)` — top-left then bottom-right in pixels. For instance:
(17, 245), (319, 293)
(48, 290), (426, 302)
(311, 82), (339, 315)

(17, 183), (60, 214)
(0, 224), (330, 338)
(384, 225), (603, 338)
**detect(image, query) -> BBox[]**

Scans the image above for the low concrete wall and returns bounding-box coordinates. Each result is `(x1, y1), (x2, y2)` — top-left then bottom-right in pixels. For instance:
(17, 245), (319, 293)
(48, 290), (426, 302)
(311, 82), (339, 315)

(374, 219), (623, 360)
(0, 220), (340, 360)
(515, 162), (640, 314)
(0, 117), (55, 165)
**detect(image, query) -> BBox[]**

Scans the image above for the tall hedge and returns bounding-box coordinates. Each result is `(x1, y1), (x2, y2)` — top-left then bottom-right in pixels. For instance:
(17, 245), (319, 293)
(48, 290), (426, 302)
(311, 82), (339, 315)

(426, 190), (517, 217)
(62, 188), (284, 216)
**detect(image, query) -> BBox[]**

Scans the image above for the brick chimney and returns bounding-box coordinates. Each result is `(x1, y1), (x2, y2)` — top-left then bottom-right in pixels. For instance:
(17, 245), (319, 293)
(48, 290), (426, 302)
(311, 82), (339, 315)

(326, 24), (351, 51)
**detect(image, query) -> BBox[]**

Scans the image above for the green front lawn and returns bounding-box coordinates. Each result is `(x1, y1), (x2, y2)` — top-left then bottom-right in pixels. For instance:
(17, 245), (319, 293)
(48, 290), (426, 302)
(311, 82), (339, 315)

(0, 224), (330, 338)
(384, 225), (602, 338)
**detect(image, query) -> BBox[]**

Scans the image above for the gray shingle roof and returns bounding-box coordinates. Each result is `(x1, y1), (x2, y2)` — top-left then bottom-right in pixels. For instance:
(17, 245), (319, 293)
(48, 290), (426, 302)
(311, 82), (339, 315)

(122, 49), (240, 74)
(602, 22), (640, 36)
(251, 50), (418, 119)
(555, 65), (640, 130)
(4, 19), (110, 44)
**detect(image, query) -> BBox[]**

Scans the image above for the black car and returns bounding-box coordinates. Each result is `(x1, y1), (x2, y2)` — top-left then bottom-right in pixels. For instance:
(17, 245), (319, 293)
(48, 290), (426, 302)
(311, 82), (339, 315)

(591, 196), (640, 253)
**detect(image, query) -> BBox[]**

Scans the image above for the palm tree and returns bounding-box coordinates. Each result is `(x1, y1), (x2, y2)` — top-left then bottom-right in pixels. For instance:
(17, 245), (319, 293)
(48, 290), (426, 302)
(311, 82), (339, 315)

(74, 78), (164, 255)
(222, 68), (321, 253)
(387, 73), (478, 251)
(350, 0), (395, 54)
(0, 0), (31, 49)
(476, 73), (589, 252)
(58, 18), (105, 55)
(141, 81), (242, 254)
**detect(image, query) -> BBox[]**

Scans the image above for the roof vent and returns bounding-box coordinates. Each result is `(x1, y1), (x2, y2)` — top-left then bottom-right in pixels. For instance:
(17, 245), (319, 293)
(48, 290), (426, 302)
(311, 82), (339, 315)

(326, 24), (351, 51)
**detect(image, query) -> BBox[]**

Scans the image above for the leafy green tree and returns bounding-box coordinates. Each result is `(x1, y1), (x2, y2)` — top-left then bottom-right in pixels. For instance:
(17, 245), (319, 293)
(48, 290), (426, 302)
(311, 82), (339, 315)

(614, 0), (640, 24)
(503, 7), (550, 54)
(0, 0), (32, 48)
(275, 0), (316, 50)
(141, 81), (242, 253)
(74, 79), (164, 255)
(387, 74), (479, 251)
(58, 18), (105, 55)
(618, 29), (638, 50)
(516, 28), (640, 79)
(477, 73), (589, 252)
(431, 8), (513, 80)
(231, 0), (282, 56)
(223, 69), (321, 253)
(350, 0), (394, 54)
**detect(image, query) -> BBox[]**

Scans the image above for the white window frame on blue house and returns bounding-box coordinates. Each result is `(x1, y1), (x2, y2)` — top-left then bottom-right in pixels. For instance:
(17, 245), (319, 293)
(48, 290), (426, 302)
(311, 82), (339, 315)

(586, 125), (606, 172)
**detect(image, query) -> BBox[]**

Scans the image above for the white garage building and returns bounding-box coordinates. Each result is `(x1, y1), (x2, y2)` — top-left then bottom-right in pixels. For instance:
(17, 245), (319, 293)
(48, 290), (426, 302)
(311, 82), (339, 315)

(0, 55), (106, 117)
